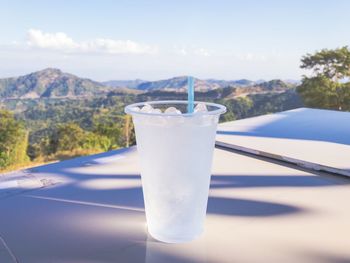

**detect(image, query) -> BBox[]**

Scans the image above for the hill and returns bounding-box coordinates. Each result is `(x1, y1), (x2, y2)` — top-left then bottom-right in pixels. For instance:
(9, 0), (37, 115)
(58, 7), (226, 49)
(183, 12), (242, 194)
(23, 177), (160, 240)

(135, 77), (274, 92)
(256, 79), (290, 90)
(206, 78), (255, 87)
(0, 68), (137, 99)
(136, 76), (223, 92)
(111, 77), (258, 91)
(0, 69), (296, 99)
(107, 77), (295, 92)
(140, 79), (292, 100)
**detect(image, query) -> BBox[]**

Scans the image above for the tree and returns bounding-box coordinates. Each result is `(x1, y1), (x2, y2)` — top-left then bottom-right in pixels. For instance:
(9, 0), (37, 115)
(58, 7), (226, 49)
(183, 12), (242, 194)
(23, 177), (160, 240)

(27, 136), (55, 160)
(53, 123), (112, 154)
(297, 46), (350, 111)
(93, 121), (121, 149)
(55, 123), (86, 151)
(82, 132), (111, 152)
(93, 114), (135, 148)
(0, 110), (29, 168)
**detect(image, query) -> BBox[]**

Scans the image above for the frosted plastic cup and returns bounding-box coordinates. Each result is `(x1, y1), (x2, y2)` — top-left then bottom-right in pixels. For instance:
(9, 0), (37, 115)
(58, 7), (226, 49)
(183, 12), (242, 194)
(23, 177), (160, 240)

(125, 100), (226, 243)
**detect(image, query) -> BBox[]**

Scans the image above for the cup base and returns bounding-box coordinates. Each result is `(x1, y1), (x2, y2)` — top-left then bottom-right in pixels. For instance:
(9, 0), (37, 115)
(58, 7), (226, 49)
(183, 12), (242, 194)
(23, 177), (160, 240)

(148, 228), (203, 244)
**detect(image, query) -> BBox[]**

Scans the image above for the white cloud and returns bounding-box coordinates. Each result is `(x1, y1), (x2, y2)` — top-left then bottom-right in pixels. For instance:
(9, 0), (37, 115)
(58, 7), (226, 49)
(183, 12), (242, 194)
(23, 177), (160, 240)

(173, 46), (210, 57)
(26, 29), (157, 55)
(27, 29), (78, 49)
(194, 48), (210, 57)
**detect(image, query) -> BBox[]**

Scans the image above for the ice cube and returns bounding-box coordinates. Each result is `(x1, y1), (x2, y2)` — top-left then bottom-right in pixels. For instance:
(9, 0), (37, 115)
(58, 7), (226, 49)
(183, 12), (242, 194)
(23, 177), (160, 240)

(194, 102), (208, 113)
(140, 104), (153, 113)
(130, 106), (140, 112)
(164, 107), (181, 114)
(152, 108), (162, 114)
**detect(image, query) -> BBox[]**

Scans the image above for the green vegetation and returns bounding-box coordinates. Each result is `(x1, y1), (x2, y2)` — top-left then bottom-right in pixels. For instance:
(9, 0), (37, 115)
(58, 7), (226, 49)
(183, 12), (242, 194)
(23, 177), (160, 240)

(0, 94), (138, 170)
(218, 89), (302, 122)
(297, 46), (350, 111)
(22, 98), (136, 163)
(0, 110), (29, 169)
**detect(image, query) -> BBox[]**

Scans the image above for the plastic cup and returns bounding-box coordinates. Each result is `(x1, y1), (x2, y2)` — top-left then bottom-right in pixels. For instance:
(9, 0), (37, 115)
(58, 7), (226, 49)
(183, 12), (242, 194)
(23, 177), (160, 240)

(125, 100), (226, 243)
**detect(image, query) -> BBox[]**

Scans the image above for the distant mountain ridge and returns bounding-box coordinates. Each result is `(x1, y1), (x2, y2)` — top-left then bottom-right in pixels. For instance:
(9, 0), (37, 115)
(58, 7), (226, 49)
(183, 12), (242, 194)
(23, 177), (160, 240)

(0, 68), (112, 99)
(0, 68), (297, 99)
(103, 79), (147, 89)
(137, 76), (225, 92)
(104, 77), (296, 91)
(206, 78), (255, 87)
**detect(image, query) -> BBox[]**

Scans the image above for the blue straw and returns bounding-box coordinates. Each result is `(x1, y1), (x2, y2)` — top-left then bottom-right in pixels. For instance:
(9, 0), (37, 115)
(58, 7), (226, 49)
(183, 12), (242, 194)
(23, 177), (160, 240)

(187, 76), (194, 113)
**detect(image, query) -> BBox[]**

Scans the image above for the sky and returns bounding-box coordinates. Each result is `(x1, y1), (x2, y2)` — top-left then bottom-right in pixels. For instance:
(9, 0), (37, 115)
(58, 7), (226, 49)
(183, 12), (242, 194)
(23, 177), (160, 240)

(0, 0), (349, 81)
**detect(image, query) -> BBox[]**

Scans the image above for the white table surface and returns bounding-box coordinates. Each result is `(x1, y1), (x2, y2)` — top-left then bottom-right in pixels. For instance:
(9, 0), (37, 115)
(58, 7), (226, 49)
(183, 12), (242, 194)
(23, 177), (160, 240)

(216, 108), (350, 176)
(0, 146), (349, 263)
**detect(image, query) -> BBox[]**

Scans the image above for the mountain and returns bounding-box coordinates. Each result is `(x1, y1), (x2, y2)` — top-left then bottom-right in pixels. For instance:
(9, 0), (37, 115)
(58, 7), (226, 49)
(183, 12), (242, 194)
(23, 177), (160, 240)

(141, 80), (292, 101)
(103, 76), (253, 92)
(255, 79), (266, 84)
(233, 79), (255, 86)
(0, 69), (295, 99)
(135, 77), (265, 91)
(0, 68), (115, 99)
(102, 79), (146, 89)
(136, 76), (223, 92)
(205, 79), (255, 87)
(121, 77), (256, 91)
(255, 79), (291, 90)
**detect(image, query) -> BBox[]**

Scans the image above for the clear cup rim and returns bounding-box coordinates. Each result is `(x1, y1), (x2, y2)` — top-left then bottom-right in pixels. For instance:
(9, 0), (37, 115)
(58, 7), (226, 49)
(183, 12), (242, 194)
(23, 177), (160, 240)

(124, 100), (227, 117)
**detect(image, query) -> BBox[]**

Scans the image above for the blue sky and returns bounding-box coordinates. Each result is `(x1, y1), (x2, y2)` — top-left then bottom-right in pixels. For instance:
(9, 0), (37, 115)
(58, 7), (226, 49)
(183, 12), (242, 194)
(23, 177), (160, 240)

(0, 0), (349, 80)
